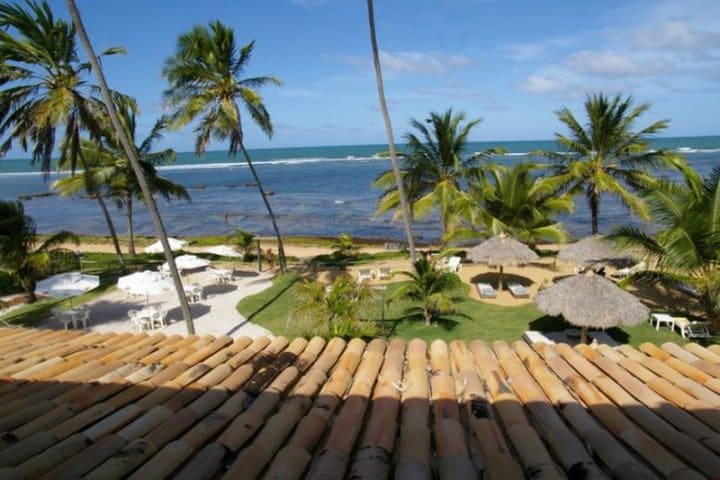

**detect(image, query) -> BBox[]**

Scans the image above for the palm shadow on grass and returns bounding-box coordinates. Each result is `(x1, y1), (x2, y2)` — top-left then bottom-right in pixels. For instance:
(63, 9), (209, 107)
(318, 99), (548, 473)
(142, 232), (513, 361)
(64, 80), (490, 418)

(244, 275), (300, 322)
(379, 311), (462, 336)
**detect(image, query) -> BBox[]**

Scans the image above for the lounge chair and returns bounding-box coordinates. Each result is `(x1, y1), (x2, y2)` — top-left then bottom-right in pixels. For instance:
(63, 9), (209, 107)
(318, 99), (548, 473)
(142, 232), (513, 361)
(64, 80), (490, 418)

(377, 267), (391, 280)
(508, 282), (530, 298)
(476, 282), (496, 298)
(446, 256), (462, 273)
(357, 268), (374, 283)
(612, 261), (647, 278)
(673, 317), (711, 339)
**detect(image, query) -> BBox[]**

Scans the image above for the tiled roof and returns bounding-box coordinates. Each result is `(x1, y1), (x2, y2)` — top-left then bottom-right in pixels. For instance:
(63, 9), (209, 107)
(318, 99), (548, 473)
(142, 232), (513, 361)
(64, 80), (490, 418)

(0, 327), (717, 479)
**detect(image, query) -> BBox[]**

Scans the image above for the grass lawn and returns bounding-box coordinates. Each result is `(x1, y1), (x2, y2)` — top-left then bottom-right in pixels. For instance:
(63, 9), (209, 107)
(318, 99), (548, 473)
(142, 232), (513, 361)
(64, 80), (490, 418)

(237, 273), (718, 347)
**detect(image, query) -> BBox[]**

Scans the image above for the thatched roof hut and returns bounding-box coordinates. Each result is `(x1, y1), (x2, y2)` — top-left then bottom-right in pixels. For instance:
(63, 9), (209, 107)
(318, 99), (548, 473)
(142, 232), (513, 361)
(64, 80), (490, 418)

(534, 273), (650, 343)
(557, 235), (633, 267)
(468, 234), (539, 289)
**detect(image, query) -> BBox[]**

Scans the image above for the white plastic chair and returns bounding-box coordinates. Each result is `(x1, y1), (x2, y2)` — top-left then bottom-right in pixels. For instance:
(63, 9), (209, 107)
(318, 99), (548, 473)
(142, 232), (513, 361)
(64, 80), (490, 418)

(446, 256), (462, 272)
(357, 268), (374, 283)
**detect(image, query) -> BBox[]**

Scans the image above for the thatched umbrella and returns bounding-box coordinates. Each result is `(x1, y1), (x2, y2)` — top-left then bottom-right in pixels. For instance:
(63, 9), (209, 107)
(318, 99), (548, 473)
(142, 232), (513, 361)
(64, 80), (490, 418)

(557, 235), (631, 268)
(534, 273), (650, 344)
(468, 233), (539, 290)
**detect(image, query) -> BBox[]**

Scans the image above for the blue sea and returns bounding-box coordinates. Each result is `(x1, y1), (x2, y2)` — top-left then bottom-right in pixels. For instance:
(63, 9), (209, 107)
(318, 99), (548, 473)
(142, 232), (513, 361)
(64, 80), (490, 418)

(1, 136), (718, 243)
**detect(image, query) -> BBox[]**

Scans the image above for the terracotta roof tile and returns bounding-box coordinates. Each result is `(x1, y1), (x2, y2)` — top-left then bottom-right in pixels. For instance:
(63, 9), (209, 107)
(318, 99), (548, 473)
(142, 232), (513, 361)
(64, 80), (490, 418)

(0, 327), (717, 478)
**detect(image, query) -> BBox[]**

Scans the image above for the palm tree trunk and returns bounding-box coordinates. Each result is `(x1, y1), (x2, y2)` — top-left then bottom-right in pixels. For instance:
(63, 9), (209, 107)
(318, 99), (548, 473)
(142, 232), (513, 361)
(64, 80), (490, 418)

(589, 191), (599, 235)
(367, 0), (417, 262)
(424, 308), (431, 326)
(67, 0), (195, 335)
(127, 195), (135, 256)
(240, 144), (287, 273)
(78, 150), (125, 271)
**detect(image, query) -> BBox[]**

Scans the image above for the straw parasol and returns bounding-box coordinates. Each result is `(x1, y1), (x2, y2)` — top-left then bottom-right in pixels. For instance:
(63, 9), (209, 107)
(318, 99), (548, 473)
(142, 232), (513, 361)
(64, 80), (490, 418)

(534, 272), (650, 344)
(557, 235), (632, 267)
(468, 233), (539, 290)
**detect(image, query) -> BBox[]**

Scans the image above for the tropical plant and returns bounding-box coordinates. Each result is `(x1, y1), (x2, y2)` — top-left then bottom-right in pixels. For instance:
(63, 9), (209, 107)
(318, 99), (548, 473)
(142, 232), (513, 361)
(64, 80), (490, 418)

(332, 233), (359, 257)
(450, 162), (573, 247)
(0, 0), (127, 268)
(390, 254), (462, 326)
(291, 276), (378, 338)
(67, 0), (196, 334)
(53, 102), (190, 255)
(366, 0), (417, 261)
(233, 228), (256, 260)
(609, 158), (720, 323)
(542, 92), (670, 235)
(373, 108), (501, 241)
(162, 21), (288, 272)
(0, 201), (78, 301)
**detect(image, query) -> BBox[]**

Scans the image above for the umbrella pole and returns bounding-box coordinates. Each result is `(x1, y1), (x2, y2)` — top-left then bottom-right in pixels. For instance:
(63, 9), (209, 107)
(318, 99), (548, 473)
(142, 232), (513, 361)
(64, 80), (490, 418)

(580, 326), (588, 345)
(499, 266), (504, 291)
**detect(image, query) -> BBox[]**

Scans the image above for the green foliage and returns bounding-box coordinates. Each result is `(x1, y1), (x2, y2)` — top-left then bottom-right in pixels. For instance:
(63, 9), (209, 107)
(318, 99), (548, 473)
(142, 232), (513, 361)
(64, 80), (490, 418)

(390, 254), (462, 325)
(233, 229), (256, 260)
(331, 233), (359, 257)
(541, 92), (671, 235)
(609, 159), (720, 322)
(373, 108), (502, 240)
(290, 276), (378, 338)
(0, 201), (78, 301)
(450, 162), (572, 247)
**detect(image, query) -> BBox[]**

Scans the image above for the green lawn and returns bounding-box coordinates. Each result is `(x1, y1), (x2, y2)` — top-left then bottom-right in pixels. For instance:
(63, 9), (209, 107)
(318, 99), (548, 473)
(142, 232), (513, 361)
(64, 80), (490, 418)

(237, 273), (718, 346)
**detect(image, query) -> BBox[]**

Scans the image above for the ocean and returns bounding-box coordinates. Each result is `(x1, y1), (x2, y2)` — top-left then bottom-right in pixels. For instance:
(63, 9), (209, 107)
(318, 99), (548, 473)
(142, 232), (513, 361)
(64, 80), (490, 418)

(1, 136), (719, 243)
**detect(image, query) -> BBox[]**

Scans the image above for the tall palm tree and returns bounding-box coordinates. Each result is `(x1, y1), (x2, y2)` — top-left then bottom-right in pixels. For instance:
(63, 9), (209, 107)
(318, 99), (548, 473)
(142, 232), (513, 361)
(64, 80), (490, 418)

(390, 254), (461, 326)
(162, 22), (287, 273)
(0, 201), (78, 302)
(451, 162), (573, 247)
(0, 0), (127, 270)
(609, 158), (720, 322)
(66, 0), (196, 334)
(374, 109), (496, 241)
(366, 0), (417, 262)
(543, 93), (670, 235)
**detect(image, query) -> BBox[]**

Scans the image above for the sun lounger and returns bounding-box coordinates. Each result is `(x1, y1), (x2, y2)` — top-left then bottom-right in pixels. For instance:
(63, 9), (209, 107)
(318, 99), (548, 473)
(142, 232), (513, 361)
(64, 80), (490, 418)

(376, 267), (391, 280)
(476, 282), (496, 298)
(508, 282), (530, 298)
(522, 330), (555, 345)
(612, 261), (647, 278)
(672, 317), (711, 339)
(446, 256), (462, 272)
(357, 268), (374, 282)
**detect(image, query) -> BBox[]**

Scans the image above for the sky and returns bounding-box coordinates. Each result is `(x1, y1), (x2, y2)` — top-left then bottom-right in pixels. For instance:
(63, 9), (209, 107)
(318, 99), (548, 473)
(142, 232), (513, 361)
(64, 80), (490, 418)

(24, 0), (720, 153)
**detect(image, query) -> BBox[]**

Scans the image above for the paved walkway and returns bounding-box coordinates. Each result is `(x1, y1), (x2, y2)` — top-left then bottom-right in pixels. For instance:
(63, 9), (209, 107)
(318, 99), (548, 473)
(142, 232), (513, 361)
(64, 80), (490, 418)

(43, 271), (275, 339)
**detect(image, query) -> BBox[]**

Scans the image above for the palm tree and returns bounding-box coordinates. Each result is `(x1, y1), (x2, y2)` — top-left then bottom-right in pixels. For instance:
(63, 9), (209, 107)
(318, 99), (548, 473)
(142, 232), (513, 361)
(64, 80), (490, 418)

(0, 0), (127, 269)
(451, 162), (573, 248)
(390, 254), (461, 326)
(0, 201), (78, 302)
(66, 0), (196, 334)
(543, 93), (670, 235)
(366, 0), (417, 262)
(162, 21), (288, 273)
(291, 276), (377, 338)
(54, 102), (190, 255)
(609, 158), (720, 323)
(373, 109), (496, 241)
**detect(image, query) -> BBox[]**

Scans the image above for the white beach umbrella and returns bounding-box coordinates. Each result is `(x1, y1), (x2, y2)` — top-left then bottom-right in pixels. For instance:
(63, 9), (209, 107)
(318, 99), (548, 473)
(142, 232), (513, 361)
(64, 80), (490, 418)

(144, 237), (187, 254)
(164, 254), (211, 272)
(202, 245), (242, 258)
(117, 270), (173, 298)
(35, 271), (100, 298)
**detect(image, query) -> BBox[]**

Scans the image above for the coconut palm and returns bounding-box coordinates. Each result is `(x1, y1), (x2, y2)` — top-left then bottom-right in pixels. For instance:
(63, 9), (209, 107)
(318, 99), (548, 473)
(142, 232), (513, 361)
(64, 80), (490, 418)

(450, 162), (573, 247)
(366, 0), (417, 262)
(0, 201), (78, 302)
(162, 21), (288, 272)
(66, 0), (196, 333)
(374, 108), (498, 241)
(0, 0), (127, 269)
(291, 276), (377, 338)
(54, 102), (190, 255)
(390, 254), (461, 326)
(542, 93), (670, 235)
(609, 157), (720, 323)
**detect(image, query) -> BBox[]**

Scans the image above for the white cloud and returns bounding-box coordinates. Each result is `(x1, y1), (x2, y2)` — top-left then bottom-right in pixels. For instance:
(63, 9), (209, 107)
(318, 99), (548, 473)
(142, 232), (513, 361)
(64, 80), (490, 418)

(632, 20), (720, 52)
(520, 74), (571, 94)
(336, 50), (472, 75)
(566, 50), (673, 77)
